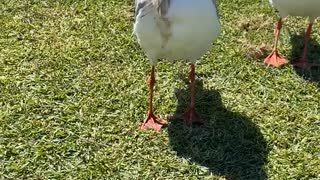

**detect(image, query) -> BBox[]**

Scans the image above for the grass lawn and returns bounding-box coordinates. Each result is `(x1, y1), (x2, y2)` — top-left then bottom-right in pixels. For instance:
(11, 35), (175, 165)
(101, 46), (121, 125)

(1, 0), (320, 179)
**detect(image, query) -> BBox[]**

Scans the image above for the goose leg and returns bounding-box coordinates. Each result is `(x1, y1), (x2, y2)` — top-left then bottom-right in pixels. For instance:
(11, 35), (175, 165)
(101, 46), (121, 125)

(140, 66), (168, 132)
(264, 18), (288, 67)
(181, 64), (203, 125)
(293, 23), (319, 70)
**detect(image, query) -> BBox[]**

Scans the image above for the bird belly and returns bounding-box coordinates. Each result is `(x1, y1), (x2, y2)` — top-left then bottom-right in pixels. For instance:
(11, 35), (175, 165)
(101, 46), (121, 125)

(163, 18), (220, 63)
(162, 0), (220, 62)
(133, 13), (164, 63)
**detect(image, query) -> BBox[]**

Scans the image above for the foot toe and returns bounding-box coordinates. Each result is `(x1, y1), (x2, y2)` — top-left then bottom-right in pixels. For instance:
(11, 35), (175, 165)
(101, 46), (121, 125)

(180, 108), (203, 125)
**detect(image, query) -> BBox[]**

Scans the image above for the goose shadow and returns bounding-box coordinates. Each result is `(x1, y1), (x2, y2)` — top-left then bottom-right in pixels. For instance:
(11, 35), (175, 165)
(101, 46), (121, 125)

(288, 31), (320, 86)
(168, 78), (269, 179)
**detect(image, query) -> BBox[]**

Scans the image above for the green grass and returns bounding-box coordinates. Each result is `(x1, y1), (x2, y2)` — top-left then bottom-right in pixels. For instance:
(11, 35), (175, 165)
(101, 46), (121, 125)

(1, 0), (320, 179)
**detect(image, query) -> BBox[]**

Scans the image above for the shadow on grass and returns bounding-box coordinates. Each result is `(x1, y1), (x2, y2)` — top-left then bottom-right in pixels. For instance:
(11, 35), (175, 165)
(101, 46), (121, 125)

(168, 78), (268, 179)
(288, 31), (320, 86)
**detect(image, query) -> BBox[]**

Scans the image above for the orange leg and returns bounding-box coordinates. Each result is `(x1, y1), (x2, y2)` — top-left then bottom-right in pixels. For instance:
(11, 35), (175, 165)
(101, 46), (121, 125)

(180, 64), (203, 125)
(140, 66), (168, 132)
(293, 23), (319, 70)
(264, 19), (288, 67)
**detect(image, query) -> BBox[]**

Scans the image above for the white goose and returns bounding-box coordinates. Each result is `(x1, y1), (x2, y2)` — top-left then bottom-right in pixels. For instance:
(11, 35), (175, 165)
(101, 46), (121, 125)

(265, 0), (320, 69)
(133, 0), (221, 131)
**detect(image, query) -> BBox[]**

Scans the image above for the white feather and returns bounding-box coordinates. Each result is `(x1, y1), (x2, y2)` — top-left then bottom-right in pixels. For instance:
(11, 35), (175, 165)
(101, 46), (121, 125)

(133, 0), (220, 65)
(270, 0), (320, 22)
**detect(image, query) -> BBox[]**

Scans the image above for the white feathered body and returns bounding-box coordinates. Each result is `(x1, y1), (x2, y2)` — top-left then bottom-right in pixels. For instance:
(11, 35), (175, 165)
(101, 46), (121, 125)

(133, 0), (220, 65)
(269, 0), (320, 21)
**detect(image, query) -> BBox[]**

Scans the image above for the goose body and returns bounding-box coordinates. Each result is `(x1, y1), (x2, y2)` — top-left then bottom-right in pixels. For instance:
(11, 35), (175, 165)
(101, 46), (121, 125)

(133, 0), (221, 131)
(269, 0), (320, 21)
(134, 0), (220, 65)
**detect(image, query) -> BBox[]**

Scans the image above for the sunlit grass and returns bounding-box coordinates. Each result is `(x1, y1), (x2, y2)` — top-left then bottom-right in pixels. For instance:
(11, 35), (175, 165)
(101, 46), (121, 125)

(0, 0), (319, 179)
